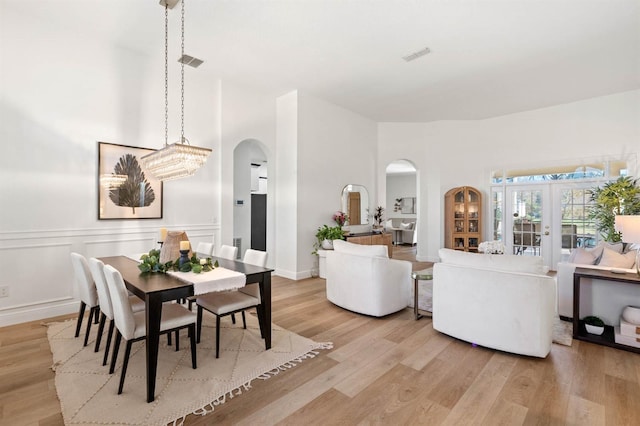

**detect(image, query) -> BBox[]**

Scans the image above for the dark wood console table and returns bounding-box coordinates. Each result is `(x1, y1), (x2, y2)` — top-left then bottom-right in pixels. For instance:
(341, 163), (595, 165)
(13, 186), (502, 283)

(573, 267), (640, 354)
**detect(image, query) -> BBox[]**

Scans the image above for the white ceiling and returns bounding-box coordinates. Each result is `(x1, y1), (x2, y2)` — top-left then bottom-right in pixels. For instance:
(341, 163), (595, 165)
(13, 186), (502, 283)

(5, 0), (639, 122)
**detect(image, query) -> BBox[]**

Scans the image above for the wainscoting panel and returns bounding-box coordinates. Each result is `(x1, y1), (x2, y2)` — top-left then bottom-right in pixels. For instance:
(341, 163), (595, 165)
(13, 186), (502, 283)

(0, 224), (218, 327)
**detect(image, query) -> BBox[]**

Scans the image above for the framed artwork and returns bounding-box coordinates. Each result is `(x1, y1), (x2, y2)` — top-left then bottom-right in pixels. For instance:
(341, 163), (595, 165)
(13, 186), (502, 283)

(97, 142), (163, 220)
(401, 197), (416, 214)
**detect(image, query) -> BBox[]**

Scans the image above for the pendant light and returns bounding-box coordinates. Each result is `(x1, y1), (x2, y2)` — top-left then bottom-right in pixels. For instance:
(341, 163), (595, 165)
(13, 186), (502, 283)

(141, 0), (211, 182)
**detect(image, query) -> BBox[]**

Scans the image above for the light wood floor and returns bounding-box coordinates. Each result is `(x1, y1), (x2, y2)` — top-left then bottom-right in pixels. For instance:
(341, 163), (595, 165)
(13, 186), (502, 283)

(2, 246), (640, 425)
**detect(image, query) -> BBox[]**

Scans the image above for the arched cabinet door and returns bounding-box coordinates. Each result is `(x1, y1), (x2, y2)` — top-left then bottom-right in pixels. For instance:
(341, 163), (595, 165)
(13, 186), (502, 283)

(444, 186), (482, 252)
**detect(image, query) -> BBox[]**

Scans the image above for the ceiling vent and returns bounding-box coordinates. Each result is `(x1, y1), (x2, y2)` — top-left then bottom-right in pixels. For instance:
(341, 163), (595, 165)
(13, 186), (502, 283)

(178, 54), (204, 68)
(402, 47), (431, 62)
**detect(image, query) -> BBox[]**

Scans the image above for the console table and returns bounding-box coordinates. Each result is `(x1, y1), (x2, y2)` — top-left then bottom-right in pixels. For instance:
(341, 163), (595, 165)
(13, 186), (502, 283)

(573, 267), (640, 354)
(345, 232), (393, 258)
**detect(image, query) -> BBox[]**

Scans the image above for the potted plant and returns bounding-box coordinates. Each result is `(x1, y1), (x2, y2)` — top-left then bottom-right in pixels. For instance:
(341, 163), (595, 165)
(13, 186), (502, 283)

(588, 176), (640, 242)
(313, 224), (345, 253)
(373, 206), (384, 228)
(583, 315), (605, 335)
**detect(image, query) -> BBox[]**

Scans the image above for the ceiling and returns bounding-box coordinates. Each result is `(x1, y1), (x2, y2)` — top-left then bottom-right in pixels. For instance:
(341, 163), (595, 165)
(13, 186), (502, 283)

(5, 0), (639, 122)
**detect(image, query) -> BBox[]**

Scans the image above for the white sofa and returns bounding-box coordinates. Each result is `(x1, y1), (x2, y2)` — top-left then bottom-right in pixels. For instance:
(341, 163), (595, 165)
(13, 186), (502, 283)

(556, 242), (638, 323)
(326, 239), (412, 317)
(433, 248), (557, 358)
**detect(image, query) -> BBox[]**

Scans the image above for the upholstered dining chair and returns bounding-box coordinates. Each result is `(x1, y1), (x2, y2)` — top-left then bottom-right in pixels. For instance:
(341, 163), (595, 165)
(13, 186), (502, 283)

(218, 244), (238, 260)
(195, 242), (214, 258)
(103, 264), (197, 394)
(70, 253), (100, 347)
(196, 249), (268, 357)
(88, 258), (145, 366)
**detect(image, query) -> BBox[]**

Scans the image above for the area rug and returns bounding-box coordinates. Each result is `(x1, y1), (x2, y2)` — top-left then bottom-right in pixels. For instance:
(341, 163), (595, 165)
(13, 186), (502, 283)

(47, 313), (332, 425)
(552, 316), (573, 346)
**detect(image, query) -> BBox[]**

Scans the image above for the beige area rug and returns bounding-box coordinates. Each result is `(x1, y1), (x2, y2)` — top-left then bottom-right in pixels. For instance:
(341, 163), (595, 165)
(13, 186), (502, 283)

(553, 316), (573, 346)
(47, 313), (332, 425)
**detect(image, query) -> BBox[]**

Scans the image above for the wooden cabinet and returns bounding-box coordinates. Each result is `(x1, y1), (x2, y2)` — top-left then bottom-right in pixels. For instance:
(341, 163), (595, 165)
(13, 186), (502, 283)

(346, 232), (393, 258)
(445, 186), (482, 252)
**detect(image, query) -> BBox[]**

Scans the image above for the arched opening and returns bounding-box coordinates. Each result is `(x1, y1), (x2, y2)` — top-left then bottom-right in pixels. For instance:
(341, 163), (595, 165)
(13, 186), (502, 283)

(233, 139), (269, 260)
(385, 159), (418, 247)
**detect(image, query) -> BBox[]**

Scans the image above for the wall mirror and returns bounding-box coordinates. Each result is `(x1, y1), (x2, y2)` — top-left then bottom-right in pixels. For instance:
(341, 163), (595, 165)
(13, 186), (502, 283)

(341, 184), (369, 225)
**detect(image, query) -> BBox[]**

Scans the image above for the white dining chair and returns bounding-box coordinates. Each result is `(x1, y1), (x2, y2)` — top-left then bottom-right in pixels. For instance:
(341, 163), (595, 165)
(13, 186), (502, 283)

(195, 242), (214, 258)
(88, 258), (145, 366)
(103, 264), (197, 394)
(70, 253), (100, 347)
(218, 244), (238, 260)
(196, 249), (268, 357)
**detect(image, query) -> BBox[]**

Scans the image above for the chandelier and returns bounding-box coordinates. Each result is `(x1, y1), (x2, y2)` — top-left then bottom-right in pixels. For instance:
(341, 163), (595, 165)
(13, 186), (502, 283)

(141, 0), (211, 182)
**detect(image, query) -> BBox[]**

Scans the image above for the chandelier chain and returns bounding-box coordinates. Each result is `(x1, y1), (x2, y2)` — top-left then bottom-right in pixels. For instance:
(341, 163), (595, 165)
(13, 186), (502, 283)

(164, 3), (169, 147)
(180, 0), (185, 143)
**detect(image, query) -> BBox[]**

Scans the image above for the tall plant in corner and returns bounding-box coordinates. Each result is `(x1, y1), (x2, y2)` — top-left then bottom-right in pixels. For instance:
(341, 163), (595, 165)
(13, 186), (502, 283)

(588, 176), (640, 242)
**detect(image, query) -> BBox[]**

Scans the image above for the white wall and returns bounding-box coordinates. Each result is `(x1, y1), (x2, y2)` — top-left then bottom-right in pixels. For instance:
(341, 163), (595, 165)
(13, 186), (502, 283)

(297, 92), (378, 276)
(0, 6), (220, 326)
(379, 90), (640, 262)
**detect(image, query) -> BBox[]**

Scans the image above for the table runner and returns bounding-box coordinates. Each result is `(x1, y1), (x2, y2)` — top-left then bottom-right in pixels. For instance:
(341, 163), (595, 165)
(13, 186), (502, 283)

(168, 267), (246, 294)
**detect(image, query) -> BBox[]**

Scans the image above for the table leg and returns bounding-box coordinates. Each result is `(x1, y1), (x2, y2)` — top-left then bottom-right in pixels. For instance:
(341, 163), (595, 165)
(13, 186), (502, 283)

(572, 274), (580, 338)
(259, 272), (272, 350)
(145, 293), (163, 403)
(414, 278), (422, 320)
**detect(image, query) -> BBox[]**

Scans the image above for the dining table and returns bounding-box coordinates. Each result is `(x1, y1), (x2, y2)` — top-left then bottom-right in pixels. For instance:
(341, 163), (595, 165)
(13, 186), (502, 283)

(100, 255), (274, 403)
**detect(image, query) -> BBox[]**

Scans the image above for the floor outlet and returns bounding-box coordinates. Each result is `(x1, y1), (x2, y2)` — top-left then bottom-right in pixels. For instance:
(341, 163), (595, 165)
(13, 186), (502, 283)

(0, 286), (8, 298)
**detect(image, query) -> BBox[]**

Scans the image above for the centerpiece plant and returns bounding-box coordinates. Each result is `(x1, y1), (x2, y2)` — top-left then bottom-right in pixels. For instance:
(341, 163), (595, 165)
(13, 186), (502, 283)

(138, 249), (218, 274)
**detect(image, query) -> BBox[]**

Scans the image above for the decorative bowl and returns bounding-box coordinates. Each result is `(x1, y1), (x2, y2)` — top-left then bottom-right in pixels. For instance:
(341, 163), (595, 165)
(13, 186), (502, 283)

(585, 324), (605, 335)
(622, 306), (640, 325)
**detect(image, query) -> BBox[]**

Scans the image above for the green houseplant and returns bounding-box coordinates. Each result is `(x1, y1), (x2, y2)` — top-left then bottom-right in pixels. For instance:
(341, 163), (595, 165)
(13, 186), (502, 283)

(313, 225), (345, 254)
(583, 315), (605, 335)
(588, 176), (640, 242)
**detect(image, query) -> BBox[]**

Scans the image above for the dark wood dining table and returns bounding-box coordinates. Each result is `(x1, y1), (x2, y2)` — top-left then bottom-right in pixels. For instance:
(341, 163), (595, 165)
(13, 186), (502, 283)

(100, 255), (274, 403)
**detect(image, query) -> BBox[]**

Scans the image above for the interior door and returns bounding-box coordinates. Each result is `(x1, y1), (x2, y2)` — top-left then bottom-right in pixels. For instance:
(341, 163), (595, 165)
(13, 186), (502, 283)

(505, 186), (552, 267)
(348, 192), (361, 225)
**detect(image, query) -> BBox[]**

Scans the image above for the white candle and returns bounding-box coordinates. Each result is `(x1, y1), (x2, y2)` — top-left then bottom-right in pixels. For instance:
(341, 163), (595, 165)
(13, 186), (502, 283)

(180, 241), (190, 251)
(159, 228), (167, 242)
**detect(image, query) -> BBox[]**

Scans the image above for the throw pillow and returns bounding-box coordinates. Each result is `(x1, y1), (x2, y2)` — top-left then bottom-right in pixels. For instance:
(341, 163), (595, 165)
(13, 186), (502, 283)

(568, 248), (597, 265)
(597, 247), (636, 269)
(400, 222), (413, 230)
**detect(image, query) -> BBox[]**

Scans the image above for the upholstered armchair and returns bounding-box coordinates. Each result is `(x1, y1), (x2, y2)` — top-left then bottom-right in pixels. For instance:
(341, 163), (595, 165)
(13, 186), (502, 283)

(325, 240), (411, 317)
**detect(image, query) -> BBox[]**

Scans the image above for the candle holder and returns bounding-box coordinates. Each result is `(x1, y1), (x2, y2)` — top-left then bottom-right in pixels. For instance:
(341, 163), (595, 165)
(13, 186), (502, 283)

(179, 249), (190, 267)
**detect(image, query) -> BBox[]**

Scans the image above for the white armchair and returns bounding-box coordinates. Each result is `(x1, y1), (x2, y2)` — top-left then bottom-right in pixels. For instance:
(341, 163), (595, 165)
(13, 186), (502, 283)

(326, 240), (412, 317)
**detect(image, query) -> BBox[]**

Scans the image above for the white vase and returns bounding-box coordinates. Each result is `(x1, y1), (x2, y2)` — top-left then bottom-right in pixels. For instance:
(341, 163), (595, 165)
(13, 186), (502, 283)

(622, 306), (640, 325)
(322, 239), (333, 250)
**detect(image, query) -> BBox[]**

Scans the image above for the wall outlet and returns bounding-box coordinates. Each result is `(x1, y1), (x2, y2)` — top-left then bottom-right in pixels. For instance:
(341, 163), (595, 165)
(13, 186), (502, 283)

(0, 286), (8, 298)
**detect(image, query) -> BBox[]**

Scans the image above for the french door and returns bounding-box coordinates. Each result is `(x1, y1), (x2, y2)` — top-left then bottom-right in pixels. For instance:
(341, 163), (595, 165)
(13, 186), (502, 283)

(493, 182), (599, 270)
(504, 185), (552, 267)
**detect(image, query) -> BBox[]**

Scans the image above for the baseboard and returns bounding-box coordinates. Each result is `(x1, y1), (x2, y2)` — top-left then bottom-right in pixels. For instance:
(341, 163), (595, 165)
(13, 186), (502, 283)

(0, 299), (77, 328)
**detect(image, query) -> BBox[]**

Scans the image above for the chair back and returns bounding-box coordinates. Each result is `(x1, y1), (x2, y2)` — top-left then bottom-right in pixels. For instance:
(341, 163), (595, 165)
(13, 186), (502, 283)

(218, 245), (238, 260)
(239, 249), (267, 299)
(70, 253), (98, 307)
(195, 242), (214, 257)
(243, 249), (267, 267)
(103, 265), (136, 340)
(88, 258), (113, 320)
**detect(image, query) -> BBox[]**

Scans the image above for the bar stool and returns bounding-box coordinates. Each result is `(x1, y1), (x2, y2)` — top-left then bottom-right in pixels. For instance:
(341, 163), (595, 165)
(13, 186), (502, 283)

(412, 268), (433, 320)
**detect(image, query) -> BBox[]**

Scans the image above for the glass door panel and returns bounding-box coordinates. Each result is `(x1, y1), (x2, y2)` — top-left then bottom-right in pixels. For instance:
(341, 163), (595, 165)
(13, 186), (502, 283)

(505, 186), (551, 267)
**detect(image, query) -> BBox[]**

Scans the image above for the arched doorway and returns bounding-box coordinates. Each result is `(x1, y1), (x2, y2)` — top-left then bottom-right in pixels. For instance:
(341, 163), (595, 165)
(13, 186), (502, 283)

(385, 160), (418, 246)
(233, 139), (269, 259)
